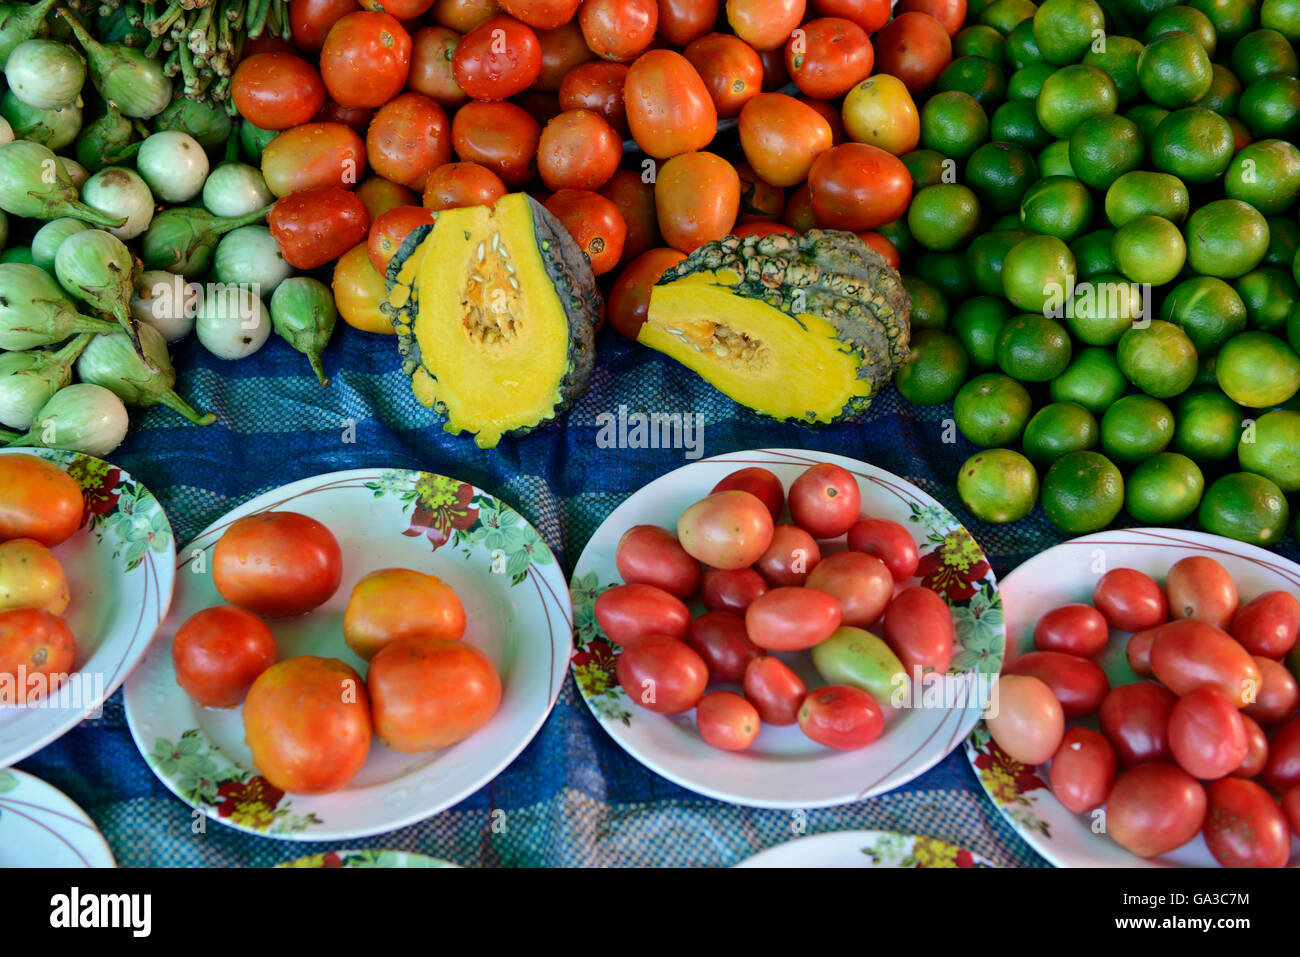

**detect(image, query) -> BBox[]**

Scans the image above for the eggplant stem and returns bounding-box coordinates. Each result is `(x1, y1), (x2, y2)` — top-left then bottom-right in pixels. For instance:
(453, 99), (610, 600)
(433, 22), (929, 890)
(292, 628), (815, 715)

(307, 348), (329, 388)
(64, 200), (127, 230)
(157, 388), (216, 426)
(72, 314), (120, 336)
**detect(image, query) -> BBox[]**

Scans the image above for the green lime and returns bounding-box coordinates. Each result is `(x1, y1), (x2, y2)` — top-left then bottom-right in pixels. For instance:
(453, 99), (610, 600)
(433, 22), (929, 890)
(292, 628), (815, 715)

(1006, 18), (1044, 67)
(958, 448), (1041, 523)
(1126, 452), (1205, 522)
(997, 313), (1074, 380)
(1038, 65), (1120, 138)
(937, 56), (1008, 109)
(982, 0), (1040, 34)
(1224, 140), (1300, 216)
(1118, 0), (1182, 22)
(1161, 276), (1249, 353)
(921, 91), (990, 160)
(1145, 6), (1218, 51)
(952, 297), (1015, 368)
(1173, 388), (1245, 461)
(1290, 300), (1300, 352)
(1194, 63), (1243, 113)
(1051, 346), (1130, 413)
(876, 218), (914, 260)
(1185, 200), (1270, 278)
(908, 184), (982, 251)
(1037, 139), (1076, 178)
(1023, 401), (1100, 464)
(894, 329), (971, 405)
(1126, 103), (1173, 142)
(954, 373), (1035, 444)
(1072, 228), (1119, 278)
(1003, 234), (1077, 311)
(1216, 331), (1300, 406)
(1068, 115), (1145, 189)
(1042, 450), (1126, 532)
(1137, 31), (1214, 107)
(1188, 0), (1259, 46)
(1117, 319), (1200, 397)
(967, 228), (1035, 294)
(1034, 0), (1107, 64)
(1241, 75), (1300, 138)
(1148, 107), (1235, 184)
(992, 214), (1023, 230)
(1113, 215), (1188, 284)
(1230, 28), (1299, 85)
(1265, 218), (1300, 268)
(1008, 62), (1057, 99)
(1235, 266), (1299, 332)
(955, 25), (1009, 65)
(991, 99), (1055, 150)
(969, 0), (1004, 17)
(902, 274), (950, 330)
(966, 141), (1039, 214)
(902, 148), (951, 191)
(1261, 0), (1300, 39)
(1064, 273), (1147, 345)
(915, 251), (975, 300)
(1105, 170), (1190, 226)
(1239, 408), (1300, 490)
(1019, 175), (1094, 241)
(1194, 352), (1220, 386)
(1101, 394), (1176, 464)
(1082, 35), (1146, 107)
(1198, 471), (1291, 545)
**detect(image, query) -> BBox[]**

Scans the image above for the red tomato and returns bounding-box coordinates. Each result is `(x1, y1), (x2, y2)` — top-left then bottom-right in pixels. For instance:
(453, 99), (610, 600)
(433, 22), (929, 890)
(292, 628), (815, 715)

(735, 162), (785, 224)
(1150, 618), (1263, 708)
(368, 635), (501, 751)
(882, 586), (954, 675)
(212, 512), (343, 617)
(1232, 591), (1300, 659)
(558, 61), (629, 135)
(578, 0), (658, 62)
(1284, 784), (1300, 834)
(1099, 682), (1177, 766)
(1166, 555), (1238, 629)
(432, 0), (500, 31)
(314, 97), (375, 131)
(1049, 727), (1117, 813)
(687, 611), (763, 683)
(1126, 626), (1159, 677)
(677, 490), (775, 569)
(985, 674), (1064, 764)
(785, 17), (873, 99)
(782, 183), (816, 230)
(1232, 714), (1269, 778)
(872, 11), (952, 94)
(422, 160), (507, 209)
(1034, 603), (1110, 658)
(799, 95), (847, 145)
(655, 151), (741, 253)
(711, 468), (784, 521)
(805, 551), (893, 628)
(697, 691), (762, 750)
(798, 685), (884, 750)
(660, 0), (720, 46)
(857, 231), (900, 267)
(407, 26), (470, 108)
(701, 566), (769, 614)
(537, 109), (622, 191)
(543, 188), (626, 274)
(361, 0), (435, 15)
(452, 14), (542, 100)
(1264, 714), (1300, 791)
(808, 143), (912, 231)
(1245, 655), (1300, 724)
(593, 583), (690, 646)
(758, 44), (789, 90)
(616, 634), (709, 714)
(726, 0), (805, 51)
(847, 518), (919, 581)
(320, 11), (413, 108)
(498, 0), (580, 30)
(231, 54), (326, 131)
(739, 93), (833, 188)
(535, 21), (595, 91)
(357, 176), (417, 220)
(451, 99), (541, 186)
(1169, 685), (1249, 779)
(290, 0), (361, 52)
(261, 122), (367, 197)
(1092, 567), (1168, 632)
(0, 454), (83, 547)
(811, 0), (890, 32)
(245, 35), (297, 57)
(608, 246), (684, 338)
(1107, 764), (1207, 858)
(625, 50), (718, 159)
(683, 33), (765, 119)
(0, 608), (76, 702)
(743, 656), (806, 725)
(1007, 650), (1110, 718)
(788, 464), (861, 539)
(1204, 777), (1291, 868)
(616, 525), (701, 599)
(367, 204), (437, 275)
(269, 187), (372, 270)
(599, 170), (659, 261)
(897, 0), (966, 34)
(754, 525), (821, 587)
(745, 586), (842, 650)
(366, 92), (451, 191)
(732, 221), (797, 237)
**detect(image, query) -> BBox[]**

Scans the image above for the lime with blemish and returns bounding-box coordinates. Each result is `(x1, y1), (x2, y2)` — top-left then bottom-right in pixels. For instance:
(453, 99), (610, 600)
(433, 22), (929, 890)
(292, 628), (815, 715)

(954, 373), (1035, 445)
(957, 448), (1040, 523)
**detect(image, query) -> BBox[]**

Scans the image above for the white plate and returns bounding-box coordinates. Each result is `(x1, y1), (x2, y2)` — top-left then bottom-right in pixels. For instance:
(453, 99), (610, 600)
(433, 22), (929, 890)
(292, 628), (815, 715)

(277, 849), (460, 868)
(0, 449), (175, 767)
(124, 468), (572, 841)
(0, 768), (115, 867)
(736, 829), (997, 868)
(965, 527), (1300, 868)
(570, 448), (1005, 808)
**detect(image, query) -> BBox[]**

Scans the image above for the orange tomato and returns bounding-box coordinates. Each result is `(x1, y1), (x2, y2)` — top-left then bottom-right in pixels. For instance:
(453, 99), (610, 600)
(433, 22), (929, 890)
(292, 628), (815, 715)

(543, 188), (626, 274)
(535, 20), (595, 91)
(260, 122), (367, 197)
(343, 567), (467, 660)
(599, 169), (661, 262)
(578, 0), (658, 62)
(624, 49), (718, 160)
(842, 74), (921, 154)
(738, 93), (833, 187)
(537, 109), (622, 191)
(0, 454), (83, 547)
(873, 12), (952, 94)
(334, 242), (395, 334)
(450, 99), (541, 187)
(356, 176), (418, 220)
(684, 33), (765, 119)
(726, 0), (806, 51)
(809, 142), (912, 230)
(736, 161), (785, 223)
(172, 605), (277, 709)
(655, 151), (742, 253)
(368, 205), (438, 275)
(0, 539), (69, 616)
(785, 17), (873, 99)
(422, 160), (507, 210)
(365, 92), (451, 191)
(0, 608), (76, 702)
(608, 246), (687, 339)
(898, 0), (966, 35)
(213, 512), (344, 618)
(659, 0), (720, 46)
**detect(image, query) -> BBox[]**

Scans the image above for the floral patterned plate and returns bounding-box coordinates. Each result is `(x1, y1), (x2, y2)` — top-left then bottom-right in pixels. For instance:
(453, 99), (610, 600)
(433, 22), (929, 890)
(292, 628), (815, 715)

(123, 469), (571, 841)
(571, 448), (1004, 808)
(965, 528), (1300, 868)
(0, 768), (115, 867)
(736, 830), (996, 868)
(278, 849), (460, 868)
(0, 449), (175, 768)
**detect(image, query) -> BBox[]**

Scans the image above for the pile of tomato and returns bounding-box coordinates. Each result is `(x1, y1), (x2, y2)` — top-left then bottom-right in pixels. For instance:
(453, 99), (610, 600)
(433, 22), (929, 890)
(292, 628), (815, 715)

(987, 555), (1300, 867)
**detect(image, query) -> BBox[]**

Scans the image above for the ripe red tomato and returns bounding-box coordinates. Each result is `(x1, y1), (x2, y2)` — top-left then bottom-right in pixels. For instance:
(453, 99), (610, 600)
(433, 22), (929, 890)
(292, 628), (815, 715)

(684, 33), (765, 119)
(785, 17), (873, 99)
(745, 586), (842, 650)
(499, 0), (580, 30)
(1034, 603), (1110, 658)
(608, 246), (684, 339)
(1231, 591), (1300, 659)
(261, 122), (367, 197)
(422, 161), (507, 209)
(897, 0), (966, 34)
(558, 61), (629, 135)
(739, 93), (833, 188)
(432, 0), (499, 31)
(1007, 650), (1109, 718)
(357, 176), (417, 220)
(701, 566), (769, 614)
(1232, 713), (1269, 777)
(0, 607), (76, 702)
(847, 518), (920, 581)
(985, 673), (1064, 764)
(1284, 784), (1300, 834)
(758, 44), (789, 90)
(788, 463), (861, 539)
(1166, 556), (1238, 629)
(1150, 618), (1263, 708)
(365, 92), (451, 191)
(733, 221), (797, 239)
(754, 525), (821, 587)
(314, 97), (375, 130)
(269, 187), (372, 270)
(655, 151), (741, 253)
(812, 0), (890, 32)
(600, 170), (660, 262)
(711, 468), (785, 521)
(1263, 714), (1300, 791)
(625, 50), (718, 159)
(368, 635), (501, 752)
(367, 204), (437, 274)
(808, 143), (911, 231)
(872, 11), (952, 94)
(320, 10), (413, 108)
(857, 231), (900, 267)
(677, 490), (775, 569)
(1092, 567), (1168, 632)
(616, 525), (701, 599)
(798, 685), (884, 750)
(212, 512), (343, 617)
(1169, 685), (1249, 779)
(361, 0), (434, 15)
(0, 454), (83, 547)
(543, 188), (626, 274)
(726, 0), (805, 51)
(882, 586), (954, 675)
(1107, 764), (1207, 858)
(407, 26), (469, 108)
(537, 109), (622, 191)
(805, 551), (893, 628)
(1245, 655), (1299, 724)
(743, 656), (806, 725)
(687, 611), (764, 683)
(231, 54), (326, 131)
(1049, 727), (1117, 814)
(451, 99), (541, 186)
(593, 583), (690, 646)
(661, 0), (721, 46)
(1204, 777), (1291, 868)
(1099, 682), (1177, 766)
(697, 691), (762, 751)
(616, 634), (709, 714)
(1126, 626), (1159, 677)
(452, 14), (541, 100)
(535, 21), (595, 91)
(290, 0), (361, 52)
(799, 95), (846, 144)
(578, 0), (658, 62)
(736, 162), (785, 224)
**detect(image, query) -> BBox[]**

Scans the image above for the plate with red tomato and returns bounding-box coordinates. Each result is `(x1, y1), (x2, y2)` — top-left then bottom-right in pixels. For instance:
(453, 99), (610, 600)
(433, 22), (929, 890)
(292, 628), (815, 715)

(123, 468), (571, 841)
(966, 528), (1300, 868)
(570, 448), (1005, 808)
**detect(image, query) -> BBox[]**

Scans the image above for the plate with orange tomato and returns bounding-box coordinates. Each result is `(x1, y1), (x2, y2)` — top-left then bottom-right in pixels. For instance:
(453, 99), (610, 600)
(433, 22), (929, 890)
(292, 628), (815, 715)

(123, 468), (571, 841)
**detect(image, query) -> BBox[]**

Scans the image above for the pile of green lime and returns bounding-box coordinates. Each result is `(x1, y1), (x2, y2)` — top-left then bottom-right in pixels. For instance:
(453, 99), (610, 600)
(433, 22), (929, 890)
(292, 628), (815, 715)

(889, 0), (1300, 547)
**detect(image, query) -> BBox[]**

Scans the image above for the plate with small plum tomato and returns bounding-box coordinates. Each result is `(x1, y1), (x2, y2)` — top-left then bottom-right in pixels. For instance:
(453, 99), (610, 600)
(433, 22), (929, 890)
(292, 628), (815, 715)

(0, 768), (115, 868)
(0, 448), (175, 768)
(966, 528), (1300, 868)
(736, 830), (997, 868)
(570, 448), (1005, 808)
(123, 468), (571, 842)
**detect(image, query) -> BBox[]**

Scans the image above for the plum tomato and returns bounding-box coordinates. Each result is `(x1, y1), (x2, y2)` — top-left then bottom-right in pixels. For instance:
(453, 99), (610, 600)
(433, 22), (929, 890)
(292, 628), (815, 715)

(743, 656), (807, 725)
(1099, 682), (1177, 766)
(450, 100), (541, 187)
(261, 122), (367, 197)
(357, 176), (417, 220)
(847, 518), (919, 581)
(726, 0), (805, 51)
(407, 26), (469, 108)
(615, 525), (701, 600)
(212, 512), (343, 618)
(599, 169), (659, 262)
(365, 92), (451, 191)
(451, 14), (541, 101)
(808, 143), (912, 232)
(593, 583), (690, 646)
(269, 187), (372, 270)
(542, 188), (626, 275)
(1107, 764), (1207, 858)
(754, 525), (821, 587)
(882, 585), (954, 676)
(578, 0), (658, 62)
(607, 247), (685, 339)
(232, 53), (327, 131)
(172, 606), (276, 708)
(1033, 603), (1110, 658)
(1126, 626), (1159, 677)
(745, 586), (843, 651)
(697, 690), (762, 750)
(0, 608), (76, 702)
(558, 61), (630, 135)
(711, 467), (785, 521)
(659, 0), (721, 46)
(897, 0), (966, 33)
(498, 0), (580, 30)
(1149, 619), (1262, 708)
(812, 0), (892, 32)
(1169, 685), (1249, 780)
(1284, 784), (1300, 834)
(1232, 714), (1269, 778)
(1204, 777), (1291, 868)
(1231, 591), (1300, 659)
(798, 684), (885, 750)
(1092, 568), (1168, 632)
(1263, 714), (1300, 792)
(361, 0), (434, 15)
(0, 539), (69, 616)
(535, 21), (595, 91)
(320, 10), (412, 109)
(431, 0), (499, 32)
(655, 150), (742, 253)
(422, 161), (507, 210)
(342, 567), (466, 660)
(985, 673), (1064, 765)
(367, 205), (437, 275)
(788, 463), (861, 539)
(315, 97), (374, 130)
(616, 634), (709, 714)
(687, 611), (764, 683)
(736, 161), (785, 224)
(1166, 556), (1238, 629)
(785, 17), (873, 100)
(810, 626), (906, 702)
(805, 551), (893, 628)
(1049, 727), (1117, 814)
(871, 11), (951, 95)
(624, 49), (717, 160)
(537, 109), (622, 192)
(0, 454), (83, 548)
(739, 93), (833, 188)
(1006, 650), (1109, 718)
(684, 32), (765, 119)
(1246, 655), (1300, 725)
(677, 490), (775, 570)
(290, 0), (362, 53)
(701, 566), (769, 614)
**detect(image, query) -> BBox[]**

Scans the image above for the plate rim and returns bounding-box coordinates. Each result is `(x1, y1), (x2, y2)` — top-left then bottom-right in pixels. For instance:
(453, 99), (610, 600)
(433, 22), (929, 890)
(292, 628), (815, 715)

(0, 767), (116, 868)
(735, 828), (998, 868)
